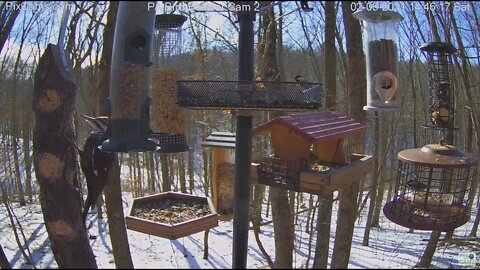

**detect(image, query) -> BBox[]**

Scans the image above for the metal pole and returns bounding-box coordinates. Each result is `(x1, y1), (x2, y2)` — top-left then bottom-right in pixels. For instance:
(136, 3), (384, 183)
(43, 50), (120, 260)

(233, 4), (255, 269)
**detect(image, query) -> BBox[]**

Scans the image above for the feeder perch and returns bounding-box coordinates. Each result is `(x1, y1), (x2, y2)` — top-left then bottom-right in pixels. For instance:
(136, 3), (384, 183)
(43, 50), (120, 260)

(125, 191), (219, 240)
(353, 8), (403, 111)
(151, 13), (189, 153)
(250, 111), (373, 195)
(383, 144), (478, 231)
(202, 132), (236, 221)
(420, 42), (457, 130)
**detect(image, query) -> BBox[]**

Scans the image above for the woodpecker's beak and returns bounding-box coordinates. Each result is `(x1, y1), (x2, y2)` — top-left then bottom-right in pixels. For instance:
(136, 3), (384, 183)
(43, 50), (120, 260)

(82, 115), (109, 132)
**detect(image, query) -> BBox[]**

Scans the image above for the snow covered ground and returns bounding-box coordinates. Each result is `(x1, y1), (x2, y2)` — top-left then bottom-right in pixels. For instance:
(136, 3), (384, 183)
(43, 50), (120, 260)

(1, 189), (479, 269)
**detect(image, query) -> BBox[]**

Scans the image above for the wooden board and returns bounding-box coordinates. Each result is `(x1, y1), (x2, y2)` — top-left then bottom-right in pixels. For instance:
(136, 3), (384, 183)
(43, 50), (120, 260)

(251, 154), (373, 195)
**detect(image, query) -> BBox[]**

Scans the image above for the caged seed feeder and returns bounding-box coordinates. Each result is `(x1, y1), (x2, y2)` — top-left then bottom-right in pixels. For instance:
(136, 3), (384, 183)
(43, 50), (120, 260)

(151, 13), (189, 153)
(420, 42), (457, 130)
(101, 2), (158, 152)
(383, 41), (478, 231)
(353, 8), (404, 111)
(383, 144), (478, 231)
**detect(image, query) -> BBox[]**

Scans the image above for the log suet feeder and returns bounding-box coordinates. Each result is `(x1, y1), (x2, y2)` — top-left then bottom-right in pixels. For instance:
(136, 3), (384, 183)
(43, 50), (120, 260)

(383, 144), (478, 231)
(353, 8), (404, 111)
(202, 132), (236, 221)
(420, 42), (457, 130)
(250, 111), (373, 195)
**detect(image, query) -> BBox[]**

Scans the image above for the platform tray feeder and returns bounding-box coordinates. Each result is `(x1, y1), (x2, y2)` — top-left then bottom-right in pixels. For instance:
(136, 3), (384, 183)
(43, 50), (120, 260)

(125, 191), (219, 240)
(250, 111), (373, 195)
(383, 144), (478, 231)
(202, 132), (236, 221)
(177, 80), (322, 111)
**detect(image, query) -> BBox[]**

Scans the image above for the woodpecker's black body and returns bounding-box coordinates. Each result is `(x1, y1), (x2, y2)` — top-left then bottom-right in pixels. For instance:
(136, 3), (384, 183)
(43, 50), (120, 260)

(78, 115), (114, 226)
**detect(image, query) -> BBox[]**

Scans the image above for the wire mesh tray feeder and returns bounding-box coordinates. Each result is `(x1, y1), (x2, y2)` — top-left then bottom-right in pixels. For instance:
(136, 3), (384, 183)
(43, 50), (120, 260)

(177, 80), (323, 110)
(125, 192), (219, 240)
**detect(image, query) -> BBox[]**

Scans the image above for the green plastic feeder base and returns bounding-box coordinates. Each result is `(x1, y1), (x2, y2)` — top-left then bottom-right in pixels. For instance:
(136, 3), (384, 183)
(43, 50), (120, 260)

(101, 138), (157, 153)
(155, 143), (190, 153)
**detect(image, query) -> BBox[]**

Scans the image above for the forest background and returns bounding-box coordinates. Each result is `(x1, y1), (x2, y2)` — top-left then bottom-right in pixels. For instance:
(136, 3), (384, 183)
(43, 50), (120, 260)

(0, 1), (480, 268)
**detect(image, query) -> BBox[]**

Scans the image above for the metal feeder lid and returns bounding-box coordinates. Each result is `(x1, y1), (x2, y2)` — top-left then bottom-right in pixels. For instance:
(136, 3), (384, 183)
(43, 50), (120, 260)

(420, 42), (457, 54)
(352, 9), (404, 23)
(398, 144), (479, 168)
(155, 14), (187, 28)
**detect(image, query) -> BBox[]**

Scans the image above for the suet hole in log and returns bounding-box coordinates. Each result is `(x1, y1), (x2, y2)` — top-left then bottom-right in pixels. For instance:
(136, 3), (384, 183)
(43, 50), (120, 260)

(38, 153), (64, 180)
(38, 89), (61, 112)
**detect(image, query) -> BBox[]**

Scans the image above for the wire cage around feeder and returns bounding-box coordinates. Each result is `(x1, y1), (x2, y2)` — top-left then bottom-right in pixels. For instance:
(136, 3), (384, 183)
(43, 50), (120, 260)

(420, 42), (457, 130)
(353, 8), (404, 111)
(383, 144), (478, 231)
(150, 13), (189, 153)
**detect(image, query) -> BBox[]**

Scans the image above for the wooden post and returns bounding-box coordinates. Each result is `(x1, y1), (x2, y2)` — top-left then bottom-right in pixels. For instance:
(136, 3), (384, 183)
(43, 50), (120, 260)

(33, 44), (97, 268)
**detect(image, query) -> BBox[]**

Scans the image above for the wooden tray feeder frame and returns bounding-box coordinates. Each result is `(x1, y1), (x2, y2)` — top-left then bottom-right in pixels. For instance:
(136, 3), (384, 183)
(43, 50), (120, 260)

(383, 145), (478, 231)
(202, 132), (236, 221)
(125, 191), (219, 240)
(250, 111), (373, 195)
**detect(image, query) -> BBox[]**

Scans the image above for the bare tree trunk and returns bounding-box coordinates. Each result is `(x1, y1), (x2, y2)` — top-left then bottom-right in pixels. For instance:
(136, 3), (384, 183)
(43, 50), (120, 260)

(362, 112), (379, 246)
(271, 187), (294, 268)
(96, 2), (134, 268)
(416, 231), (441, 268)
(0, 244), (11, 269)
(0, 1), (23, 55)
(33, 44), (97, 268)
(331, 2), (366, 268)
(312, 1), (336, 267)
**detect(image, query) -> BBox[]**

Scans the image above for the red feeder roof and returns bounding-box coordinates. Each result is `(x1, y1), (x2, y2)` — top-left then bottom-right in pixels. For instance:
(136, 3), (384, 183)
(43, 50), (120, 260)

(253, 111), (366, 143)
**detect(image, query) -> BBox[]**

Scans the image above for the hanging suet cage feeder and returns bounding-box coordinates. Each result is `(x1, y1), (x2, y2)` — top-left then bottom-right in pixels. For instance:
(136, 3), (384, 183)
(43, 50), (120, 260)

(353, 8), (404, 111)
(101, 2), (157, 152)
(420, 42), (457, 130)
(151, 13), (189, 153)
(383, 144), (478, 231)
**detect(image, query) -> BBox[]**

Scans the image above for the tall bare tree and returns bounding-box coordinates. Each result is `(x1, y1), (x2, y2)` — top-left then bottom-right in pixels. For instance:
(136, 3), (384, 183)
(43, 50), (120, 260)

(95, 2), (134, 268)
(312, 1), (335, 268)
(331, 1), (366, 268)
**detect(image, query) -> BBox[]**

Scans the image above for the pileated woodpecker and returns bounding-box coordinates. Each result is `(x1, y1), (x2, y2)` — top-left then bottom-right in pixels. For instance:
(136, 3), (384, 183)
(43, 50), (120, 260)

(78, 115), (114, 226)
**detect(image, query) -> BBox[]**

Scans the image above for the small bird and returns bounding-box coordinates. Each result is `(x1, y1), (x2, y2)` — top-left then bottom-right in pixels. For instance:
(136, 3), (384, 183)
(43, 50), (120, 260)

(78, 115), (114, 227)
(299, 1), (313, 12)
(82, 114), (109, 132)
(294, 75), (306, 83)
(407, 179), (427, 192)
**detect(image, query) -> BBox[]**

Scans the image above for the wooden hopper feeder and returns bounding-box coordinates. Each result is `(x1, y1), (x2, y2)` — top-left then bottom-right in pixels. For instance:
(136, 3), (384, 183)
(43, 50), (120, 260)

(202, 132), (236, 221)
(250, 111), (373, 195)
(125, 192), (218, 240)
